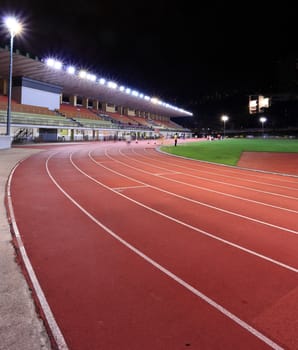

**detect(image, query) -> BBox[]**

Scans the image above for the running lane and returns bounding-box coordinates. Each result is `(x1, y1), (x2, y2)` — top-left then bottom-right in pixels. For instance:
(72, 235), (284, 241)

(9, 142), (298, 350)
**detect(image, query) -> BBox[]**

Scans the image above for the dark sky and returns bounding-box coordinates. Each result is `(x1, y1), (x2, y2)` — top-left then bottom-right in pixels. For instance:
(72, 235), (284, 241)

(1, 0), (297, 110)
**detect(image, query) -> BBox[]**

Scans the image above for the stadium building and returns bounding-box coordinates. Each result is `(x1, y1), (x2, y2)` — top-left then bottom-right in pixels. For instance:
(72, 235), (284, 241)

(0, 46), (193, 146)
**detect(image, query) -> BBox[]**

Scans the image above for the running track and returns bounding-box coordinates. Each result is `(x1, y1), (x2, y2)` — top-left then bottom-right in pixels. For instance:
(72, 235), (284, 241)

(8, 141), (298, 350)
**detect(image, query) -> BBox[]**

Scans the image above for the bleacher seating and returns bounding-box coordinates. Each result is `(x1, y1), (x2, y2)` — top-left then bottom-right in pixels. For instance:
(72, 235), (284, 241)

(0, 96), (187, 132)
(0, 95), (57, 116)
(58, 104), (113, 127)
(0, 95), (76, 127)
(59, 103), (104, 120)
(128, 115), (151, 127)
(102, 111), (138, 125)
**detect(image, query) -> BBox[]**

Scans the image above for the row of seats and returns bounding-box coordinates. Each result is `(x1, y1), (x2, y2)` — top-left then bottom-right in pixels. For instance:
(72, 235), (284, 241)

(0, 110), (77, 127)
(102, 110), (139, 125)
(0, 96), (185, 131)
(0, 98), (56, 116)
(58, 104), (103, 120)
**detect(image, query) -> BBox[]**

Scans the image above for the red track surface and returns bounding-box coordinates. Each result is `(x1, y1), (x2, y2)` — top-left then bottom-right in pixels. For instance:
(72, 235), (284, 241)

(9, 141), (298, 350)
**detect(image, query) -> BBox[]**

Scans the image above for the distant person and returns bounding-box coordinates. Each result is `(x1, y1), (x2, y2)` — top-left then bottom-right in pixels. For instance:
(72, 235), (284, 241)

(126, 134), (132, 144)
(174, 133), (178, 146)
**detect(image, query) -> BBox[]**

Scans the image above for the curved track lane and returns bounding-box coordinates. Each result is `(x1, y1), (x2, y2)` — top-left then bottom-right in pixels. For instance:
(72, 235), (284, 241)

(9, 141), (298, 350)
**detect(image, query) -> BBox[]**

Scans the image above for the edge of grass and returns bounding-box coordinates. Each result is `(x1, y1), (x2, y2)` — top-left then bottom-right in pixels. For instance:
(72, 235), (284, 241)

(160, 138), (298, 166)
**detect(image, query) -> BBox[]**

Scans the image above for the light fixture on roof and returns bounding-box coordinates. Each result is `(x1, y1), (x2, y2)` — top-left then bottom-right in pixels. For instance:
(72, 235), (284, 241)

(87, 73), (96, 81)
(79, 70), (87, 79)
(67, 66), (75, 74)
(107, 81), (117, 89)
(150, 97), (159, 104)
(46, 58), (62, 69)
(39, 52), (193, 116)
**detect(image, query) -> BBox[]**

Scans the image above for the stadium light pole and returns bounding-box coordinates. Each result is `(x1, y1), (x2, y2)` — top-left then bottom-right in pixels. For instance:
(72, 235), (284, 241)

(221, 115), (229, 139)
(259, 116), (267, 137)
(4, 16), (22, 137)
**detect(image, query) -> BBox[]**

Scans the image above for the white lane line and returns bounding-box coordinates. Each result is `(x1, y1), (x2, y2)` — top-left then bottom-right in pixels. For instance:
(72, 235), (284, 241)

(7, 157), (69, 350)
(97, 149), (298, 235)
(46, 152), (284, 350)
(80, 151), (298, 273)
(135, 148), (298, 193)
(157, 173), (298, 213)
(111, 149), (298, 214)
(113, 185), (149, 191)
(152, 147), (298, 184)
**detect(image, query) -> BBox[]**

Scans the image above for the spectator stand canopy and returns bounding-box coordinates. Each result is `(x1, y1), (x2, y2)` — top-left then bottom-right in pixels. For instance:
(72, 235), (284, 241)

(0, 46), (193, 118)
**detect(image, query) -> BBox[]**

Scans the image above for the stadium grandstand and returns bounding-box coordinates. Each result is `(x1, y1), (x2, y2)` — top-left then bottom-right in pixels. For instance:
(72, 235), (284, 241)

(0, 45), (193, 145)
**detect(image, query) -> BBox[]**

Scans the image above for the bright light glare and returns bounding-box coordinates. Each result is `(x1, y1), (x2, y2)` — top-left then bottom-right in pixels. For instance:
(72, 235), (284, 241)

(67, 66), (75, 74)
(46, 58), (55, 67)
(87, 73), (96, 81)
(41, 53), (193, 116)
(79, 70), (87, 78)
(221, 115), (229, 122)
(46, 58), (62, 69)
(4, 16), (22, 36)
(107, 81), (117, 89)
(151, 97), (159, 104)
(54, 61), (62, 69)
(260, 117), (267, 123)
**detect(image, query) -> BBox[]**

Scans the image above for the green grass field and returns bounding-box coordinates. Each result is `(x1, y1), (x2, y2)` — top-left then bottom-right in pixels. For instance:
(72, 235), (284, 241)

(160, 138), (298, 166)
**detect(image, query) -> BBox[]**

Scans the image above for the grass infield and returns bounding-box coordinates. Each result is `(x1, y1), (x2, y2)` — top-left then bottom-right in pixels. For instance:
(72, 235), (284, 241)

(160, 138), (298, 166)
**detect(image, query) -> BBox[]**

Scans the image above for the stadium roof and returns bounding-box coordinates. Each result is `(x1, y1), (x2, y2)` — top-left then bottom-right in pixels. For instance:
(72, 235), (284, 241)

(0, 47), (192, 118)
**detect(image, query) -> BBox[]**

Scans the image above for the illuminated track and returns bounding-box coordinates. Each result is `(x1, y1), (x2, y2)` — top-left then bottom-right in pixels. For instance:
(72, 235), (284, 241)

(9, 141), (298, 350)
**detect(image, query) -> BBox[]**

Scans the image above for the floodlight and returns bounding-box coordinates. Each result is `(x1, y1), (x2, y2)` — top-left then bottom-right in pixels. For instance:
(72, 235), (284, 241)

(259, 117), (267, 137)
(46, 58), (55, 67)
(87, 73), (96, 81)
(3, 16), (22, 138)
(107, 81), (117, 89)
(221, 115), (229, 138)
(79, 70), (87, 78)
(54, 61), (62, 69)
(151, 97), (159, 104)
(67, 66), (75, 74)
(4, 16), (22, 36)
(46, 58), (62, 69)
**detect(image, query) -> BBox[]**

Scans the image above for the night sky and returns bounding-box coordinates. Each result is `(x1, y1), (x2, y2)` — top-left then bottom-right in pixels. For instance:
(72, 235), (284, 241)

(1, 1), (297, 119)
